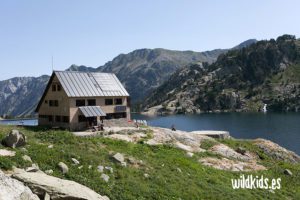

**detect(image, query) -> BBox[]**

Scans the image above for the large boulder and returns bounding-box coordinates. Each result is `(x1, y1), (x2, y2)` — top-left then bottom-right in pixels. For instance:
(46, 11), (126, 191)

(209, 144), (256, 161)
(0, 170), (39, 200)
(12, 169), (109, 200)
(2, 130), (26, 148)
(58, 162), (69, 174)
(254, 139), (300, 163)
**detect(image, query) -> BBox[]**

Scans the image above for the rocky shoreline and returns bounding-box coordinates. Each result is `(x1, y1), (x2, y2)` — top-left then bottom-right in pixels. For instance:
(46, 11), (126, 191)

(74, 125), (300, 172)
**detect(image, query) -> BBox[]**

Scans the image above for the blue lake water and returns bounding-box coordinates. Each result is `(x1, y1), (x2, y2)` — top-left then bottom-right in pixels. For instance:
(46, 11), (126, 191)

(0, 119), (38, 126)
(1, 113), (299, 154)
(132, 112), (300, 154)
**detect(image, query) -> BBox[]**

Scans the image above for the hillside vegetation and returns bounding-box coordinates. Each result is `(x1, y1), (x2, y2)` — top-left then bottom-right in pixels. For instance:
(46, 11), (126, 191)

(144, 35), (300, 113)
(0, 125), (300, 199)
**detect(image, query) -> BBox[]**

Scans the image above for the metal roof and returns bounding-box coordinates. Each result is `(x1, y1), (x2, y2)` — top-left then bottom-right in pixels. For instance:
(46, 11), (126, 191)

(55, 71), (129, 97)
(79, 106), (106, 117)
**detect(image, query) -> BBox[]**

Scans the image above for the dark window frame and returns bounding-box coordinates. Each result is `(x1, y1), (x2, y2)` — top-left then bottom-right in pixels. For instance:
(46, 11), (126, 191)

(49, 100), (59, 107)
(55, 115), (61, 122)
(105, 99), (113, 105)
(114, 98), (123, 105)
(48, 115), (53, 122)
(76, 99), (86, 107)
(52, 84), (56, 92)
(78, 115), (86, 122)
(87, 99), (96, 106)
(62, 116), (69, 123)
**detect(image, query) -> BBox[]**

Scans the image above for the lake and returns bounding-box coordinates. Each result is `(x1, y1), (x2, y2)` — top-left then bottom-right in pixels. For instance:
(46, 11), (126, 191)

(132, 112), (300, 154)
(0, 119), (38, 126)
(1, 113), (299, 154)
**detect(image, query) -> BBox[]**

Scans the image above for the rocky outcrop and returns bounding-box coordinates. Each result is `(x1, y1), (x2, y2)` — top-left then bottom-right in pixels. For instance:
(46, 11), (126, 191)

(209, 144), (257, 161)
(254, 138), (300, 163)
(2, 130), (26, 148)
(72, 126), (300, 173)
(0, 170), (39, 200)
(199, 157), (266, 171)
(145, 127), (213, 152)
(12, 169), (109, 200)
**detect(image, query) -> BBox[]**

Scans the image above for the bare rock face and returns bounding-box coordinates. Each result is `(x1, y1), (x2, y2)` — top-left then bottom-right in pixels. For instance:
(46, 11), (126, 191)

(2, 130), (26, 148)
(199, 157), (266, 172)
(209, 144), (257, 161)
(0, 170), (39, 200)
(12, 169), (109, 200)
(254, 139), (300, 163)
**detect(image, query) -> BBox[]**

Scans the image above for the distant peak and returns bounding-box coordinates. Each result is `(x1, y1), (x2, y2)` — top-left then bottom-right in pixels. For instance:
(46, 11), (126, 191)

(233, 39), (257, 50)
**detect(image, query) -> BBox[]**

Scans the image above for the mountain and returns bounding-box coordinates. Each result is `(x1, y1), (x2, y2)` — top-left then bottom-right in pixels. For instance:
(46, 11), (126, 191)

(67, 41), (256, 103)
(96, 48), (227, 101)
(232, 39), (257, 50)
(0, 39), (256, 117)
(67, 64), (97, 72)
(143, 35), (300, 113)
(0, 76), (49, 117)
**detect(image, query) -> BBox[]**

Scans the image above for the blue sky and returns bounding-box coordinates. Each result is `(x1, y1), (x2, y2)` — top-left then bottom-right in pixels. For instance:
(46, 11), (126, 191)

(0, 0), (299, 80)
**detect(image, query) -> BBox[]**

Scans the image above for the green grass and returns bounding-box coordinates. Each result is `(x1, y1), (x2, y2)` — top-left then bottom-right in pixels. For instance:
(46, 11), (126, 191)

(0, 125), (299, 199)
(200, 139), (219, 150)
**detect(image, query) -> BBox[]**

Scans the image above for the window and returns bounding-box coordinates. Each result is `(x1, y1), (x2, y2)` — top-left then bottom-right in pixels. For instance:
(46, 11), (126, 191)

(87, 99), (96, 106)
(52, 84), (56, 91)
(57, 84), (61, 91)
(48, 115), (53, 122)
(105, 99), (113, 105)
(114, 98), (123, 105)
(76, 99), (85, 107)
(62, 116), (69, 123)
(44, 100), (48, 104)
(55, 116), (61, 122)
(78, 115), (86, 122)
(49, 100), (59, 107)
(39, 115), (48, 119)
(127, 97), (131, 107)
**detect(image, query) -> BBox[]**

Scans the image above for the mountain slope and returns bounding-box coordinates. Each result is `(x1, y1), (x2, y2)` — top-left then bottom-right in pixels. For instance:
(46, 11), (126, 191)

(96, 48), (227, 101)
(0, 39), (256, 117)
(0, 76), (49, 117)
(143, 35), (300, 113)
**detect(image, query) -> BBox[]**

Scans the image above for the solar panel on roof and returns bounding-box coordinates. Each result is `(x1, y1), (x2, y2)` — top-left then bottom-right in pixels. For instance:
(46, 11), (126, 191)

(54, 71), (129, 97)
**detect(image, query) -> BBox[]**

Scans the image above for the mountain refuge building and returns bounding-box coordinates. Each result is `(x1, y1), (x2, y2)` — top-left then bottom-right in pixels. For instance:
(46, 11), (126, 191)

(35, 71), (130, 131)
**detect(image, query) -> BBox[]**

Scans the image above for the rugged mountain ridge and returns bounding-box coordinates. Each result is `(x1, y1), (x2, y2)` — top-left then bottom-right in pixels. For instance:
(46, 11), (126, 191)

(143, 35), (300, 113)
(71, 48), (228, 101)
(0, 76), (49, 117)
(0, 40), (256, 117)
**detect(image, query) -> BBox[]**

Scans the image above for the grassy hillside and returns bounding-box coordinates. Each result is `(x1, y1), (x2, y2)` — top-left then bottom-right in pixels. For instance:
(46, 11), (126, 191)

(0, 126), (299, 199)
